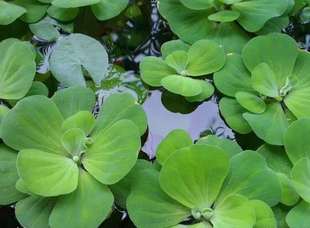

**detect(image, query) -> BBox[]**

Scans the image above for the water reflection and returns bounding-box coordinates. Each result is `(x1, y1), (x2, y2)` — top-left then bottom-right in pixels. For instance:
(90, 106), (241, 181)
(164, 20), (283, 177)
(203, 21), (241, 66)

(142, 90), (234, 159)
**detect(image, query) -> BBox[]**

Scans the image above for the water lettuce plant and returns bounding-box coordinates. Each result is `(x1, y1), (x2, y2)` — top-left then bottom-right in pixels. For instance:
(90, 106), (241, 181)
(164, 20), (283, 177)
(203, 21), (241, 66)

(158, 0), (293, 52)
(140, 39), (225, 102)
(0, 87), (147, 228)
(0, 0), (129, 25)
(215, 33), (310, 145)
(126, 131), (281, 228)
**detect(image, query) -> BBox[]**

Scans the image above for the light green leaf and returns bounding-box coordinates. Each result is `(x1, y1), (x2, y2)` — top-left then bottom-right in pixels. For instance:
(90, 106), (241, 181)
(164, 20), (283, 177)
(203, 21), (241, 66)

(16, 196), (55, 228)
(92, 0), (129, 21)
(233, 0), (289, 32)
(196, 135), (242, 158)
(61, 128), (86, 156)
(219, 98), (251, 134)
(235, 91), (266, 114)
(17, 149), (79, 197)
(94, 93), (147, 136)
(50, 33), (109, 87)
(1, 96), (65, 155)
(83, 120), (140, 185)
(165, 51), (188, 75)
(0, 38), (36, 100)
(212, 194), (255, 228)
(0, 1), (25, 25)
(218, 151), (281, 206)
(26, 81), (49, 97)
(127, 168), (190, 228)
(161, 75), (202, 97)
(179, 0), (214, 10)
(156, 129), (192, 166)
(186, 40), (225, 76)
(286, 201), (310, 228)
(284, 51), (310, 118)
(62, 111), (95, 135)
(0, 145), (25, 205)
(208, 10), (240, 22)
(242, 33), (298, 87)
(251, 63), (280, 98)
(277, 173), (300, 206)
(161, 40), (190, 59)
(214, 53), (254, 97)
(140, 56), (176, 87)
(243, 103), (289, 145)
(250, 200), (276, 228)
(159, 145), (230, 210)
(185, 80), (214, 102)
(52, 86), (96, 119)
(49, 170), (114, 228)
(284, 118), (310, 164)
(291, 158), (310, 203)
(13, 0), (48, 23)
(52, 0), (100, 8)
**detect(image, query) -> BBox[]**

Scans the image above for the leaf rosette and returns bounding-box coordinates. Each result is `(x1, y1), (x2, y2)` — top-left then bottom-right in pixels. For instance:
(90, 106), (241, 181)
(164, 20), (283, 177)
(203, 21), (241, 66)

(215, 33), (310, 145)
(140, 39), (225, 102)
(0, 87), (147, 228)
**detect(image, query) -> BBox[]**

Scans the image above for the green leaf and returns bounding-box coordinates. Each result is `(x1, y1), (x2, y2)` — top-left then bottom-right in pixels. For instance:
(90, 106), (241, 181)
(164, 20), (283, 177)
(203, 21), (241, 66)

(214, 53), (254, 97)
(0, 1), (26, 25)
(94, 93), (147, 136)
(17, 149), (79, 197)
(165, 51), (189, 75)
(61, 128), (87, 156)
(50, 33), (109, 87)
(161, 75), (202, 97)
(196, 135), (242, 158)
(208, 10), (240, 22)
(0, 105), (10, 138)
(186, 40), (225, 76)
(0, 38), (36, 100)
(179, 0), (214, 10)
(52, 0), (100, 8)
(243, 103), (289, 145)
(257, 145), (299, 206)
(250, 200), (276, 228)
(242, 33), (298, 87)
(218, 151), (281, 206)
(127, 168), (190, 228)
(1, 96), (65, 155)
(235, 91), (266, 114)
(291, 158), (310, 203)
(232, 0), (289, 32)
(219, 98), (251, 134)
(185, 80), (214, 102)
(159, 145), (229, 210)
(49, 170), (114, 228)
(26, 81), (49, 97)
(47, 6), (79, 21)
(212, 195), (256, 228)
(156, 129), (192, 166)
(0, 145), (25, 205)
(92, 0), (129, 21)
(140, 56), (176, 87)
(16, 196), (55, 228)
(284, 51), (310, 118)
(251, 63), (280, 98)
(161, 40), (190, 59)
(52, 86), (96, 119)
(83, 120), (140, 185)
(13, 0), (48, 23)
(284, 118), (310, 164)
(62, 111), (95, 135)
(286, 201), (310, 228)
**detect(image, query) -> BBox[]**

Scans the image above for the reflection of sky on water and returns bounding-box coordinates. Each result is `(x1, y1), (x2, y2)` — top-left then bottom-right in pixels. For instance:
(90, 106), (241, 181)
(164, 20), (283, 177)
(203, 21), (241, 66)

(142, 90), (234, 159)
